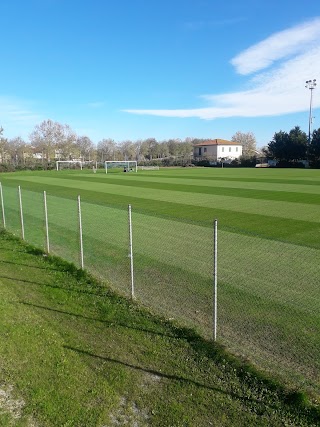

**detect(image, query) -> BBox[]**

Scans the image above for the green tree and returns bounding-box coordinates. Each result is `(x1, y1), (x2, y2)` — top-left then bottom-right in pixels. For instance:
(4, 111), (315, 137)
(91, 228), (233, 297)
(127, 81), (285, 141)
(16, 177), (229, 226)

(288, 126), (308, 160)
(267, 131), (290, 161)
(310, 128), (320, 163)
(266, 127), (307, 162)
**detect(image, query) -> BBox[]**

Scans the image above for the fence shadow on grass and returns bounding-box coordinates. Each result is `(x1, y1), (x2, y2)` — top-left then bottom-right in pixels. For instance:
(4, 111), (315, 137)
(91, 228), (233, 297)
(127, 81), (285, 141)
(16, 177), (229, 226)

(63, 344), (299, 414)
(64, 345), (243, 396)
(18, 301), (179, 339)
(0, 258), (61, 271)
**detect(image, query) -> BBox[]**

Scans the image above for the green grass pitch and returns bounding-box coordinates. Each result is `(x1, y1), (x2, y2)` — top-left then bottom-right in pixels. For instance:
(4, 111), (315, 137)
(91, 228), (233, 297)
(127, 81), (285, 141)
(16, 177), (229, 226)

(1, 166), (320, 397)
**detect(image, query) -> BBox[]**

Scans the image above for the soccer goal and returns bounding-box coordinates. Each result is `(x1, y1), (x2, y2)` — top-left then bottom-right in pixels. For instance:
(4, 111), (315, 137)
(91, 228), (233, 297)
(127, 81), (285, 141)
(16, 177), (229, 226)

(56, 160), (83, 171)
(105, 161), (137, 174)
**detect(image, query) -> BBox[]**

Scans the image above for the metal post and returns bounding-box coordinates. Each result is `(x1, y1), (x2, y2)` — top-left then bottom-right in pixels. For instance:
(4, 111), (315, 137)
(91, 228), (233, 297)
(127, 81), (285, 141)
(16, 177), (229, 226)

(128, 204), (135, 299)
(18, 186), (25, 240)
(0, 182), (6, 229)
(78, 195), (84, 269)
(44, 191), (50, 253)
(305, 79), (317, 153)
(213, 219), (218, 341)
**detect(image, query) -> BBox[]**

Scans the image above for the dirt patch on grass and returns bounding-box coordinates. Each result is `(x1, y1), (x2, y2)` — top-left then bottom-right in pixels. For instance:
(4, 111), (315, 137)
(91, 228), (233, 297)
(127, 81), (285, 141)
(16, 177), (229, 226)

(108, 396), (149, 427)
(0, 383), (37, 426)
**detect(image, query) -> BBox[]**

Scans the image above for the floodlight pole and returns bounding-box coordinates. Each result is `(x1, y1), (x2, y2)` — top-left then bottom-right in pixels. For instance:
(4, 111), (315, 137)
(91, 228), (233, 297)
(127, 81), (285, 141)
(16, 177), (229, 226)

(305, 79), (317, 146)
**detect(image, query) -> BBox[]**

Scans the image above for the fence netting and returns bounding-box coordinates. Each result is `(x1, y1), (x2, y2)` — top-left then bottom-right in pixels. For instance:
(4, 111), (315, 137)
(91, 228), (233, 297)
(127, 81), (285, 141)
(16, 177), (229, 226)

(218, 230), (319, 395)
(131, 211), (213, 334)
(0, 184), (319, 397)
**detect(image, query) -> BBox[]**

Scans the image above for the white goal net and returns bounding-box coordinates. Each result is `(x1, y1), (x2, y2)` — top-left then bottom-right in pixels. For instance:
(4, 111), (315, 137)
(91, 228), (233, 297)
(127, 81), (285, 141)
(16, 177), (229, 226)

(56, 160), (83, 171)
(105, 161), (137, 174)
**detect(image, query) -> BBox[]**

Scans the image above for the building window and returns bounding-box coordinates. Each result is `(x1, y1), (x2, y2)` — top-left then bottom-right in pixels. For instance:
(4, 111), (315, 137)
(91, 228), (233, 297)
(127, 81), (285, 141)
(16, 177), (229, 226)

(204, 147), (207, 152)
(222, 147), (224, 152)
(199, 148), (202, 155)
(236, 147), (238, 152)
(229, 147), (231, 152)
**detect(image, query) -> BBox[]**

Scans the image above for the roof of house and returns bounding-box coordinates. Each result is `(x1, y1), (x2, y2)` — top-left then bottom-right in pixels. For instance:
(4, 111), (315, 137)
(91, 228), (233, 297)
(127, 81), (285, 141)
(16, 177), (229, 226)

(193, 139), (242, 147)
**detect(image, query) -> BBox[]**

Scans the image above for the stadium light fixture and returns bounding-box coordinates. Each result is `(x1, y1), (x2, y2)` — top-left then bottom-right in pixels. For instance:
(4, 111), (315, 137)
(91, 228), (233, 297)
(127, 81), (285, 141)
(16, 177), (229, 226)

(305, 79), (317, 145)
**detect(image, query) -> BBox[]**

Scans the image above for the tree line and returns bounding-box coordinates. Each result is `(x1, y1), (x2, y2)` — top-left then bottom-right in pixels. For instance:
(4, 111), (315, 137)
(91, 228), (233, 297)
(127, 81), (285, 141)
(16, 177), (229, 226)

(0, 119), (259, 169)
(0, 120), (197, 169)
(1, 118), (319, 170)
(263, 126), (320, 167)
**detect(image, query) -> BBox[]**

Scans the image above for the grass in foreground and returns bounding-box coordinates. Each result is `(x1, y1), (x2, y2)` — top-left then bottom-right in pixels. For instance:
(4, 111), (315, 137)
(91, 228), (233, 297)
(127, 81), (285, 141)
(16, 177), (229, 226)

(0, 231), (319, 427)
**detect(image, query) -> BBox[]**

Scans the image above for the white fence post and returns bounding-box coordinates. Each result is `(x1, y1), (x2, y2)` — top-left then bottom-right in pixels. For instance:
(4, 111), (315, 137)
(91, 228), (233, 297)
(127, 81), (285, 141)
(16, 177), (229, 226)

(78, 195), (84, 269)
(213, 219), (218, 341)
(128, 204), (135, 299)
(0, 182), (6, 229)
(44, 191), (50, 253)
(18, 186), (25, 240)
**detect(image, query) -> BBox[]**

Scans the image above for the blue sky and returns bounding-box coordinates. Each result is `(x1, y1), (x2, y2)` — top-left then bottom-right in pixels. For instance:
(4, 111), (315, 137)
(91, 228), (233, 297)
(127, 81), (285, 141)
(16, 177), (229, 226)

(1, 0), (320, 147)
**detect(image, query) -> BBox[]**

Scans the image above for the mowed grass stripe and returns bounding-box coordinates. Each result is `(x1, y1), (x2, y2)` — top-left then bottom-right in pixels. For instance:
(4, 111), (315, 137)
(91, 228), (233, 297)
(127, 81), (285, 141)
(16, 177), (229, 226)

(144, 173), (320, 186)
(134, 167), (320, 184)
(2, 177), (320, 248)
(7, 175), (320, 224)
(6, 183), (320, 246)
(64, 170), (320, 194)
(5, 167), (320, 186)
(55, 173), (320, 203)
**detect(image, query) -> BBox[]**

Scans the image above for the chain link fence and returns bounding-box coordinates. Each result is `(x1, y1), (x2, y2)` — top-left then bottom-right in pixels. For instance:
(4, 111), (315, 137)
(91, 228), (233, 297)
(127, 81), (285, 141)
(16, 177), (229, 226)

(0, 183), (319, 397)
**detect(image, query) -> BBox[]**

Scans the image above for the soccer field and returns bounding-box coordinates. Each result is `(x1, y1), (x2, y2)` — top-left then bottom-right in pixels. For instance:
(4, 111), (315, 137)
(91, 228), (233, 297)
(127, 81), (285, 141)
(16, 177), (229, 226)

(1, 166), (320, 398)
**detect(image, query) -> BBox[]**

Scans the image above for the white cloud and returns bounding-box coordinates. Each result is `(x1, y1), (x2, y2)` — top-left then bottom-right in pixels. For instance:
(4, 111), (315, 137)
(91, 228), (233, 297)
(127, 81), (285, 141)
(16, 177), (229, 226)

(231, 17), (320, 75)
(124, 18), (320, 120)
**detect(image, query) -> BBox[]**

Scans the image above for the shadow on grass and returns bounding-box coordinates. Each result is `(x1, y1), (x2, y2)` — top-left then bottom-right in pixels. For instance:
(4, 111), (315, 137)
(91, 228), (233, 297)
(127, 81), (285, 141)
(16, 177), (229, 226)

(64, 345), (320, 423)
(64, 344), (252, 399)
(0, 274), (60, 288)
(18, 301), (179, 339)
(2, 230), (320, 424)
(1, 272), (110, 298)
(0, 258), (60, 271)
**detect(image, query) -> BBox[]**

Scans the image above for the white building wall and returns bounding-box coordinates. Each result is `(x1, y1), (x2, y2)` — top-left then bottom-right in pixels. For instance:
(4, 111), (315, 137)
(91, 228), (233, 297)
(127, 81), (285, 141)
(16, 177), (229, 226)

(194, 144), (242, 160)
(217, 145), (242, 159)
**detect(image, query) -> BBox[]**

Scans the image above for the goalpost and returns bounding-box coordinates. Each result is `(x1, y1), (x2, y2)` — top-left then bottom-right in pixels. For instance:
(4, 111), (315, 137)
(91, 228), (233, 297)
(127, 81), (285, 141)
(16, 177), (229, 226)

(56, 160), (83, 171)
(105, 161), (137, 174)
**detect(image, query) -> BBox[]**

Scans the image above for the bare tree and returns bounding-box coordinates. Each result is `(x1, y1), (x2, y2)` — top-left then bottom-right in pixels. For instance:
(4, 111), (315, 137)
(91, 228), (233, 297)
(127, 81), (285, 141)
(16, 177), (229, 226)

(0, 127), (9, 164)
(231, 131), (257, 158)
(7, 137), (27, 166)
(119, 140), (136, 160)
(76, 136), (95, 161)
(97, 139), (117, 161)
(29, 119), (77, 163)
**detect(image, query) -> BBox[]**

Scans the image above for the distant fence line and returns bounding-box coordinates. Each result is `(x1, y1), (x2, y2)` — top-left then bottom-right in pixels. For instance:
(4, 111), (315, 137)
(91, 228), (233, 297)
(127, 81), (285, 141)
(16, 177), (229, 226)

(0, 182), (319, 398)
